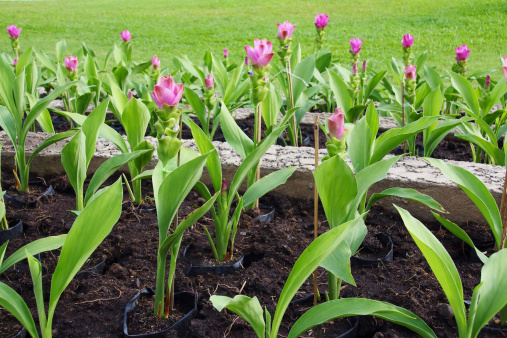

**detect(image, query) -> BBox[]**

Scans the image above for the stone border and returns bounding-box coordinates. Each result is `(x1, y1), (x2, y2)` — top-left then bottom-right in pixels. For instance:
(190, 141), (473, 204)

(1, 131), (502, 225)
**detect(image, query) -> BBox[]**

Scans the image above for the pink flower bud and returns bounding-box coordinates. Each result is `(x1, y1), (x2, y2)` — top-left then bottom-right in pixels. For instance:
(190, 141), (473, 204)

(6, 25), (21, 39)
(405, 65), (417, 81)
(127, 90), (133, 100)
(205, 74), (214, 88)
(503, 56), (507, 83)
(314, 13), (329, 29)
(362, 59), (367, 72)
(245, 39), (274, 69)
(245, 56), (249, 65)
(277, 21), (296, 40)
(402, 34), (414, 49)
(484, 74), (491, 89)
(151, 55), (160, 69)
(64, 55), (78, 73)
(328, 108), (346, 140)
(13, 58), (18, 66)
(150, 75), (184, 109)
(349, 38), (363, 56)
(120, 30), (132, 42)
(455, 44), (470, 61)
(221, 179), (228, 192)
(224, 48), (228, 58)
(352, 62), (358, 74)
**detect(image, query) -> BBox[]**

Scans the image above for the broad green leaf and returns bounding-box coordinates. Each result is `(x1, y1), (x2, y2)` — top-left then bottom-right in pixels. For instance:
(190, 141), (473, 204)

(220, 104), (254, 159)
(61, 131), (87, 208)
(13, 70), (26, 121)
(211, 295), (265, 338)
(82, 99), (108, 166)
(288, 298), (436, 338)
(364, 70), (387, 101)
(84, 54), (97, 78)
(0, 242), (7, 267)
(84, 150), (151, 206)
(482, 80), (507, 117)
(223, 62), (244, 105)
(450, 72), (480, 117)
(0, 57), (16, 115)
(55, 39), (66, 62)
(0, 106), (18, 147)
(366, 188), (445, 213)
(348, 104), (375, 173)
(75, 92), (94, 115)
(424, 65), (443, 91)
(328, 69), (352, 116)
(0, 282), (39, 338)
(131, 140), (155, 172)
(292, 55), (315, 104)
(425, 157), (502, 246)
(242, 167), (297, 206)
(424, 119), (464, 157)
(122, 98), (150, 150)
(270, 217), (364, 338)
(432, 212), (488, 264)
(456, 133), (504, 165)
(36, 50), (57, 74)
(108, 75), (128, 118)
(184, 87), (208, 130)
(27, 251), (47, 333)
(395, 206), (467, 337)
(260, 83), (281, 129)
(422, 88), (443, 146)
(47, 180), (123, 336)
(0, 235), (66, 274)
(468, 249), (507, 337)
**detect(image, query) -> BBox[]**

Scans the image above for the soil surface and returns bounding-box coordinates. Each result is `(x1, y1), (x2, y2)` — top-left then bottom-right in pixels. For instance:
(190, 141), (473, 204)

(0, 172), (504, 337)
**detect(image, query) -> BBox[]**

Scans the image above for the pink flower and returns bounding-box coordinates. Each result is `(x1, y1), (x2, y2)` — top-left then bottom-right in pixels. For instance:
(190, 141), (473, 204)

(127, 90), (134, 100)
(152, 55), (160, 69)
(224, 48), (228, 58)
(349, 38), (363, 56)
(150, 75), (184, 109)
(405, 65), (417, 80)
(120, 30), (132, 42)
(277, 21), (296, 40)
(402, 34), (414, 49)
(328, 108), (346, 140)
(13, 58), (18, 66)
(503, 56), (507, 83)
(455, 44), (470, 61)
(7, 25), (21, 38)
(64, 55), (78, 72)
(245, 39), (274, 68)
(352, 62), (358, 74)
(245, 56), (249, 65)
(362, 59), (367, 72)
(221, 179), (228, 192)
(484, 74), (491, 89)
(315, 14), (329, 29)
(205, 74), (214, 88)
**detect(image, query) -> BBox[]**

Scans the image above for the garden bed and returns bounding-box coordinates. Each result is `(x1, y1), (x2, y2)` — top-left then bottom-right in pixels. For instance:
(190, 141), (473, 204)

(0, 173), (499, 337)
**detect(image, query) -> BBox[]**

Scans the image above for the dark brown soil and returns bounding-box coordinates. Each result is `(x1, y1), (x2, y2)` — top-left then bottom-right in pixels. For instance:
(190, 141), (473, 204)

(0, 173), (503, 337)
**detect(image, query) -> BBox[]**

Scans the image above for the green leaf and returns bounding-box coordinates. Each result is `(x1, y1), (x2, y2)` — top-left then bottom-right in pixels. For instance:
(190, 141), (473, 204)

(432, 212), (488, 264)
(456, 133), (505, 165)
(28, 130), (79, 167)
(47, 180), (123, 336)
(55, 39), (67, 62)
(84, 54), (97, 79)
(292, 55), (315, 104)
(211, 295), (265, 338)
(468, 249), (507, 337)
(424, 66), (443, 91)
(0, 235), (66, 274)
(366, 187), (445, 213)
(220, 104), (254, 159)
(450, 72), (480, 117)
(260, 83), (282, 130)
(27, 251), (47, 333)
(395, 205), (467, 337)
(108, 75), (128, 119)
(270, 217), (365, 338)
(61, 131), (87, 209)
(424, 119), (464, 157)
(425, 157), (502, 247)
(347, 103), (376, 173)
(0, 282), (39, 338)
(184, 87), (208, 130)
(0, 57), (16, 115)
(122, 98), (151, 150)
(0, 106), (18, 147)
(0, 242), (7, 267)
(328, 69), (352, 116)
(288, 298), (436, 338)
(364, 70), (386, 102)
(482, 80), (507, 117)
(242, 167), (297, 206)
(75, 92), (94, 115)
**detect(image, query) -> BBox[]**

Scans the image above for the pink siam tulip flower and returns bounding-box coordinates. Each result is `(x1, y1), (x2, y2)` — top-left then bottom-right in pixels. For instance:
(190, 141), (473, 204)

(352, 62), (358, 74)
(328, 108), (346, 140)
(503, 56), (507, 83)
(484, 74), (491, 89)
(13, 58), (18, 66)
(314, 13), (329, 29)
(455, 44), (470, 61)
(224, 48), (228, 58)
(64, 55), (78, 72)
(7, 25), (21, 38)
(277, 21), (296, 40)
(120, 30), (132, 42)
(127, 90), (134, 100)
(152, 55), (160, 69)
(221, 179), (228, 192)
(349, 38), (363, 56)
(205, 74), (214, 88)
(245, 39), (274, 68)
(245, 56), (249, 65)
(362, 59), (367, 71)
(402, 34), (414, 49)
(405, 65), (417, 80)
(150, 75), (184, 109)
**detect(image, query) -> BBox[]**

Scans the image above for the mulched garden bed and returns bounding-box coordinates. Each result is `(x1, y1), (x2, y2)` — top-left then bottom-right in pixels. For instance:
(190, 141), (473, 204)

(0, 172), (501, 337)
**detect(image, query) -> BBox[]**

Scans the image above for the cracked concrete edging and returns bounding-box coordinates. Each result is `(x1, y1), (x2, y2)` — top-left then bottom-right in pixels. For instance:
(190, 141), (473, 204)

(1, 131), (503, 226)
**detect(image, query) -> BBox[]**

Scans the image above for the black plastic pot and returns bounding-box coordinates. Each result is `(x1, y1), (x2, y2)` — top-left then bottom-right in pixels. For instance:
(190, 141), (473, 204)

(290, 293), (359, 338)
(0, 220), (23, 246)
(276, 132), (312, 147)
(252, 206), (275, 223)
(4, 185), (55, 207)
(123, 288), (197, 337)
(183, 245), (244, 276)
(351, 233), (393, 267)
(463, 300), (507, 333)
(76, 255), (106, 280)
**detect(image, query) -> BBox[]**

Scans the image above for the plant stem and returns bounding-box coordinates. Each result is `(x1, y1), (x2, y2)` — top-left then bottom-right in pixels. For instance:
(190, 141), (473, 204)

(313, 116), (319, 306)
(401, 82), (406, 154)
(254, 102), (262, 209)
(287, 59), (297, 147)
(500, 166), (507, 250)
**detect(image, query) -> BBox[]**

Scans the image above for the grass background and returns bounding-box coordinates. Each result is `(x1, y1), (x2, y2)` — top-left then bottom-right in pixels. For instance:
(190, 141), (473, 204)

(1, 0), (506, 75)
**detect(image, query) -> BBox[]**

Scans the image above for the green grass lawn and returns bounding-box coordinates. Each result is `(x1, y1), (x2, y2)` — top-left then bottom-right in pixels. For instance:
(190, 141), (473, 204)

(1, 0), (506, 75)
